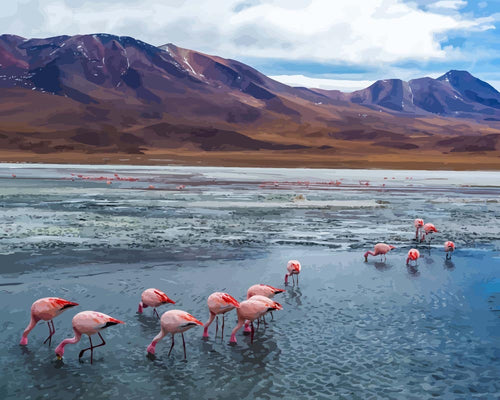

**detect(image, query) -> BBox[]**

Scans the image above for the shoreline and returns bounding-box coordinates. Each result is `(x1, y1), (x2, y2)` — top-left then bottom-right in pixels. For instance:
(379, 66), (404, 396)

(1, 149), (500, 171)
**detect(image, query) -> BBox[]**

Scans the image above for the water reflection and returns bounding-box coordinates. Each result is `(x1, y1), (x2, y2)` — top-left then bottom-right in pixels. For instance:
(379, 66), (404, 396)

(374, 261), (392, 271)
(406, 264), (420, 277)
(444, 259), (455, 270)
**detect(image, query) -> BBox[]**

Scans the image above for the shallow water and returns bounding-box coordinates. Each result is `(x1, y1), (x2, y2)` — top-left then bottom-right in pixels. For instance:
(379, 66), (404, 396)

(0, 165), (499, 399)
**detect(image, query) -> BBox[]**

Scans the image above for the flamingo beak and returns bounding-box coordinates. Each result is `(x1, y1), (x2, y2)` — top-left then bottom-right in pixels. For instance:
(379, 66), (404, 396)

(56, 355), (62, 360)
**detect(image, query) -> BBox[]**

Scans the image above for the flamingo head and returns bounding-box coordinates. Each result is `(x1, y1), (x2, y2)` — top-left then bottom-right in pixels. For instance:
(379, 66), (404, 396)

(414, 219), (424, 229)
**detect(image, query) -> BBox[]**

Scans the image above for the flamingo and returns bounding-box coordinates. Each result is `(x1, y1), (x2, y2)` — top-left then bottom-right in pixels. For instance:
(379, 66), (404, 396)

(202, 292), (240, 339)
(420, 223), (438, 242)
(285, 260), (301, 285)
(138, 288), (175, 319)
(230, 297), (283, 344)
(147, 310), (203, 359)
(20, 297), (79, 346)
(406, 249), (420, 265)
(246, 284), (285, 323)
(444, 241), (455, 259)
(247, 284), (285, 299)
(55, 311), (124, 364)
(364, 243), (396, 262)
(414, 219), (424, 240)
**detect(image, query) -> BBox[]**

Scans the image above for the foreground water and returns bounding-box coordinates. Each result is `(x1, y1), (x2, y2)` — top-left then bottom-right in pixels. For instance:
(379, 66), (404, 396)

(0, 164), (499, 399)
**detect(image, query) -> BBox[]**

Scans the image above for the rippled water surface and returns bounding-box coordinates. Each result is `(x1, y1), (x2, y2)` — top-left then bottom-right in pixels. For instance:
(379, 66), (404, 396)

(0, 164), (499, 399)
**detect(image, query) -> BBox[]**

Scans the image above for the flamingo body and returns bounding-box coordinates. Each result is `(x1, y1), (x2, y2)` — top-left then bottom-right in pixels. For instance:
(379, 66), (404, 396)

(364, 243), (396, 262)
(414, 219), (424, 239)
(246, 284), (285, 299)
(284, 260), (301, 285)
(55, 311), (124, 363)
(421, 223), (438, 241)
(203, 292), (240, 338)
(406, 249), (420, 265)
(444, 241), (455, 259)
(230, 297), (282, 344)
(147, 310), (203, 356)
(138, 288), (175, 317)
(20, 297), (78, 346)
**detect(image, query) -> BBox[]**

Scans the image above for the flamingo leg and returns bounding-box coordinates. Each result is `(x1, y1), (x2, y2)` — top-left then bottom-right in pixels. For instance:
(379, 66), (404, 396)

(297, 274), (299, 286)
(221, 315), (225, 340)
(182, 333), (187, 360)
(79, 333), (106, 364)
(250, 321), (254, 344)
(153, 308), (160, 320)
(168, 334), (175, 357)
(262, 314), (266, 325)
(271, 312), (274, 321)
(215, 316), (219, 338)
(43, 320), (55, 345)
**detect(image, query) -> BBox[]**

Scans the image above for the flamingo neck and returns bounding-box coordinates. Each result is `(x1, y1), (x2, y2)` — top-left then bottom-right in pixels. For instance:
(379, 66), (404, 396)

(364, 251), (375, 258)
(20, 314), (39, 345)
(55, 329), (82, 357)
(138, 302), (144, 314)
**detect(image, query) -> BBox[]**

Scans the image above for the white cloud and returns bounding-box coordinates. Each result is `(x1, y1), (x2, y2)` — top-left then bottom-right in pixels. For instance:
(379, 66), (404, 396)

(270, 75), (374, 92)
(428, 1), (467, 10)
(0, 0), (494, 65)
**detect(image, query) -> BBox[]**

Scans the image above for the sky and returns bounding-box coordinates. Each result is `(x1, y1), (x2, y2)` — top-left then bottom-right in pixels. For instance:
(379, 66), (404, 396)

(1, 0), (499, 91)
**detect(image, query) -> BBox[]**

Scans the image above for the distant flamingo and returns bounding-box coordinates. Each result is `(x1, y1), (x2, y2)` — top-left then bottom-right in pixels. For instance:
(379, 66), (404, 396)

(230, 297), (283, 344)
(421, 223), (438, 242)
(20, 297), (79, 346)
(364, 243), (396, 262)
(285, 260), (301, 285)
(444, 241), (455, 259)
(138, 288), (175, 319)
(147, 310), (203, 358)
(55, 311), (124, 364)
(414, 219), (424, 240)
(202, 292), (240, 339)
(406, 249), (420, 265)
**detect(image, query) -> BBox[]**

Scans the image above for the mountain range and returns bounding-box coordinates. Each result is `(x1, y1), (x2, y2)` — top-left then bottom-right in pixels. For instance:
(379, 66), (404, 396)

(1, 33), (500, 169)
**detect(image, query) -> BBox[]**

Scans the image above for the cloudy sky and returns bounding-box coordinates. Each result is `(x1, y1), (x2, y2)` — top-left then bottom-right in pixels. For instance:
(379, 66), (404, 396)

(1, 0), (499, 91)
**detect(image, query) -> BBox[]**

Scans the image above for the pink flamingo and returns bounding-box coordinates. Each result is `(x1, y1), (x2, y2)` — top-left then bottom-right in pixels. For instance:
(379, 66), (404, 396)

(406, 249), (420, 265)
(138, 288), (176, 319)
(420, 223), (438, 242)
(414, 219), (424, 240)
(364, 243), (396, 262)
(230, 297), (283, 344)
(247, 284), (285, 299)
(444, 241), (455, 259)
(147, 310), (203, 359)
(55, 311), (124, 364)
(202, 292), (240, 339)
(285, 260), (301, 285)
(246, 284), (285, 324)
(20, 297), (79, 346)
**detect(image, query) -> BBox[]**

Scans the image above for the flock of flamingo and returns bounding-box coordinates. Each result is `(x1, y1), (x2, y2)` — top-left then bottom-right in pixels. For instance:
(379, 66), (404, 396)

(19, 261), (301, 364)
(19, 217), (455, 365)
(364, 218), (455, 266)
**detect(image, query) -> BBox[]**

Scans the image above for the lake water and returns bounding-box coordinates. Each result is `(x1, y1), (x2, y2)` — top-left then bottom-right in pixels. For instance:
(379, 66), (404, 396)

(0, 164), (499, 399)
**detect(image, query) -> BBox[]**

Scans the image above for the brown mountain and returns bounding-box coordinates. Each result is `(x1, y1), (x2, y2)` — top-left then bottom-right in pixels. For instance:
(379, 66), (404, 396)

(1, 33), (500, 169)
